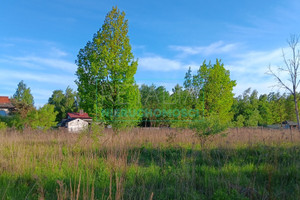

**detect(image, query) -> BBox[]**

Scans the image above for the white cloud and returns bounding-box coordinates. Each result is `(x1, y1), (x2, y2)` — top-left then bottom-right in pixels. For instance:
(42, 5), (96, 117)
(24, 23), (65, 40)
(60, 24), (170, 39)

(139, 56), (191, 71)
(1, 56), (77, 73)
(0, 68), (75, 85)
(170, 41), (239, 57)
(226, 46), (295, 95)
(233, 80), (277, 97)
(229, 48), (284, 73)
(50, 47), (68, 57)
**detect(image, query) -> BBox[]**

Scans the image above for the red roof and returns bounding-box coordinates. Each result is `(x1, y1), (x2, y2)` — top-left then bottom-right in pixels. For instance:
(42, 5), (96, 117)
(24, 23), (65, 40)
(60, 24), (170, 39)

(67, 112), (92, 119)
(0, 96), (10, 104)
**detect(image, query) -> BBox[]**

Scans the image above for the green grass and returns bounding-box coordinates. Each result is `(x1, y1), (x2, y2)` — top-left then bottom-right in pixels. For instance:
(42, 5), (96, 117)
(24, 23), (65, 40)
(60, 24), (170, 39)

(0, 128), (300, 199)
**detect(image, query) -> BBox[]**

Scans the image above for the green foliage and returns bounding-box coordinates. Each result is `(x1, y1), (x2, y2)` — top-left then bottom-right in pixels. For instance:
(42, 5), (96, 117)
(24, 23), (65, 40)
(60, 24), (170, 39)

(193, 60), (236, 125)
(245, 109), (260, 127)
(233, 88), (261, 127)
(13, 80), (34, 106)
(183, 66), (193, 90)
(235, 115), (245, 128)
(268, 92), (287, 124)
(76, 6), (140, 131)
(89, 123), (104, 144)
(25, 104), (58, 130)
(190, 114), (227, 137)
(140, 84), (171, 127)
(258, 94), (272, 126)
(0, 122), (7, 131)
(48, 86), (78, 122)
(231, 89), (300, 127)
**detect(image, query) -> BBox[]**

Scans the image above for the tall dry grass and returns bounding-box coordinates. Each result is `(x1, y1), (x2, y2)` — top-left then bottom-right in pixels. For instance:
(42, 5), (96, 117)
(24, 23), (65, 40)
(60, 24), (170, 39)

(0, 127), (300, 199)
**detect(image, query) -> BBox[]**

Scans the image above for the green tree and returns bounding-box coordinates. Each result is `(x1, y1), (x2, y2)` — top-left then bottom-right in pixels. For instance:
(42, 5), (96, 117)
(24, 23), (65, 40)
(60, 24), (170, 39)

(245, 109), (260, 127)
(193, 59), (236, 125)
(232, 88), (261, 127)
(10, 81), (35, 129)
(285, 93), (298, 121)
(235, 115), (245, 128)
(140, 84), (171, 127)
(48, 87), (78, 122)
(140, 84), (158, 127)
(26, 104), (57, 131)
(13, 80), (34, 106)
(170, 84), (196, 127)
(268, 92), (287, 124)
(183, 66), (193, 90)
(258, 94), (273, 125)
(48, 90), (64, 121)
(75, 7), (140, 131)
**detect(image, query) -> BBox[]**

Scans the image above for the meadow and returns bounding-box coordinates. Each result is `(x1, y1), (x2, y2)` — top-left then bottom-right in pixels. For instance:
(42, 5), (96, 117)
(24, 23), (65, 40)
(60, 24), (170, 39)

(0, 127), (300, 200)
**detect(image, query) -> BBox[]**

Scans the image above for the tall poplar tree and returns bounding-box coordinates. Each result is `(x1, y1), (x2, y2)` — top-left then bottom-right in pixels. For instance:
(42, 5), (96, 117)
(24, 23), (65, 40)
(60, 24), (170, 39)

(193, 59), (236, 125)
(75, 7), (140, 130)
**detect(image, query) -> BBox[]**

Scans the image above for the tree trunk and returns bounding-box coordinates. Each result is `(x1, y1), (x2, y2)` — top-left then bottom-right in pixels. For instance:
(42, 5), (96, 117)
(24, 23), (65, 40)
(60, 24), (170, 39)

(293, 92), (300, 131)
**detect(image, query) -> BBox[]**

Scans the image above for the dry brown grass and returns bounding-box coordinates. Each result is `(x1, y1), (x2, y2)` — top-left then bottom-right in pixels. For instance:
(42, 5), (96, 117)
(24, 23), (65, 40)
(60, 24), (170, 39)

(1, 127), (299, 152)
(0, 126), (298, 177)
(0, 127), (300, 199)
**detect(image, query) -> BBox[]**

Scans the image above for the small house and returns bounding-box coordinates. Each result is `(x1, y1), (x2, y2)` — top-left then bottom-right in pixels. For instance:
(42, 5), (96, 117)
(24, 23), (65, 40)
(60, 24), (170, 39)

(282, 120), (298, 129)
(60, 110), (92, 132)
(0, 96), (15, 116)
(67, 110), (93, 124)
(64, 118), (89, 132)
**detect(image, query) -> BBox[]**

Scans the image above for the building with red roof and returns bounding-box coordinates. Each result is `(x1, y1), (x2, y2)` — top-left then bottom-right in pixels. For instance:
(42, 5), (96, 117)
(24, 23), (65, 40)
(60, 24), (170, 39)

(60, 110), (92, 132)
(0, 96), (15, 116)
(67, 112), (92, 120)
(67, 109), (92, 121)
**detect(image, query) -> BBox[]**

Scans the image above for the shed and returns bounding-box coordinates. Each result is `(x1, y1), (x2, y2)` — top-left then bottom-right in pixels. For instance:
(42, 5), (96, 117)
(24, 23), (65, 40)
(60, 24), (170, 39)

(65, 118), (88, 132)
(59, 110), (92, 132)
(282, 120), (298, 129)
(67, 110), (92, 124)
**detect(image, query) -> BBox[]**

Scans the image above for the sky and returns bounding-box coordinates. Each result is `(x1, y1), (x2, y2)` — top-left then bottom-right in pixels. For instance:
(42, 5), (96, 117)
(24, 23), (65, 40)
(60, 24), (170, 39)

(1, 0), (300, 107)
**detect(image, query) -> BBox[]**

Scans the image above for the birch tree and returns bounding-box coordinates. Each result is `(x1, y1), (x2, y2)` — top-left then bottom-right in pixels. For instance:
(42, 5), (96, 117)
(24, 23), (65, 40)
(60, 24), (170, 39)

(268, 35), (300, 130)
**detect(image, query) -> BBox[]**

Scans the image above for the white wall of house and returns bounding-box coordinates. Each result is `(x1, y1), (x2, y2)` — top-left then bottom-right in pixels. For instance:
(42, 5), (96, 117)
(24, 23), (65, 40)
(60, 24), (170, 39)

(66, 118), (88, 132)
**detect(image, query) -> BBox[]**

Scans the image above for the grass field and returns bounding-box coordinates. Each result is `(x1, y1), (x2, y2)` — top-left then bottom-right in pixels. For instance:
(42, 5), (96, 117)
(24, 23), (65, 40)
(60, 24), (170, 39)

(0, 127), (300, 199)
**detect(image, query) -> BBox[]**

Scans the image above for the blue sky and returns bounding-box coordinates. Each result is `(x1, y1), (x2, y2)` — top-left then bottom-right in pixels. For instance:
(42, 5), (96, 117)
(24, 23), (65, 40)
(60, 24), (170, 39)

(1, 0), (300, 107)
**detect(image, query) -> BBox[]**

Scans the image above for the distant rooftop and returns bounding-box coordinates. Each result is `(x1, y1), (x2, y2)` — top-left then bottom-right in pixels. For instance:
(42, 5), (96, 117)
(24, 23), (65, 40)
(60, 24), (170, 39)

(0, 96), (14, 108)
(0, 96), (10, 104)
(67, 112), (92, 119)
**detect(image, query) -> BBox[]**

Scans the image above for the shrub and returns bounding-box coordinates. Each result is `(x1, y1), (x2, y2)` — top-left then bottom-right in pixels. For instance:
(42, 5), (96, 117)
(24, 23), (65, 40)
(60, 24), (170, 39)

(0, 121), (7, 131)
(189, 114), (228, 147)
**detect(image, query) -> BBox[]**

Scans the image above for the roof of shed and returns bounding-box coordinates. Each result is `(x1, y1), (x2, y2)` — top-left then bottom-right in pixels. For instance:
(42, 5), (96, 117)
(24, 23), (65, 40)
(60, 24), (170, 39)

(67, 112), (92, 119)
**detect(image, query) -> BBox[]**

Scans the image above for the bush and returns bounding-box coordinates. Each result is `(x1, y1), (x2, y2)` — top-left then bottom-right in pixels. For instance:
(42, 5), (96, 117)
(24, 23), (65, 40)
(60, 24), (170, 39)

(0, 121), (7, 131)
(189, 114), (228, 147)
(190, 114), (227, 137)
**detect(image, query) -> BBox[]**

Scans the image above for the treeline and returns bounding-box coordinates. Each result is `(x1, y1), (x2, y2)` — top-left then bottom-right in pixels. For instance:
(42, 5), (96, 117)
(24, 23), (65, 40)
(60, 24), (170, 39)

(141, 83), (297, 128)
(139, 60), (236, 129)
(1, 62), (297, 131)
(232, 88), (297, 127)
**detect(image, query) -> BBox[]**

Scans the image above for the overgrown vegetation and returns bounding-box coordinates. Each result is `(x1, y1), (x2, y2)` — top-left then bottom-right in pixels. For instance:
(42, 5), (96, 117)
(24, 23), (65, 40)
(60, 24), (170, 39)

(0, 128), (300, 199)
(1, 7), (300, 199)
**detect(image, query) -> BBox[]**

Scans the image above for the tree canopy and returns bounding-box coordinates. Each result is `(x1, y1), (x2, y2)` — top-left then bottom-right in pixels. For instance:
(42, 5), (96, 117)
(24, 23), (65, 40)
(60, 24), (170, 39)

(48, 87), (78, 122)
(13, 80), (34, 106)
(75, 6), (140, 131)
